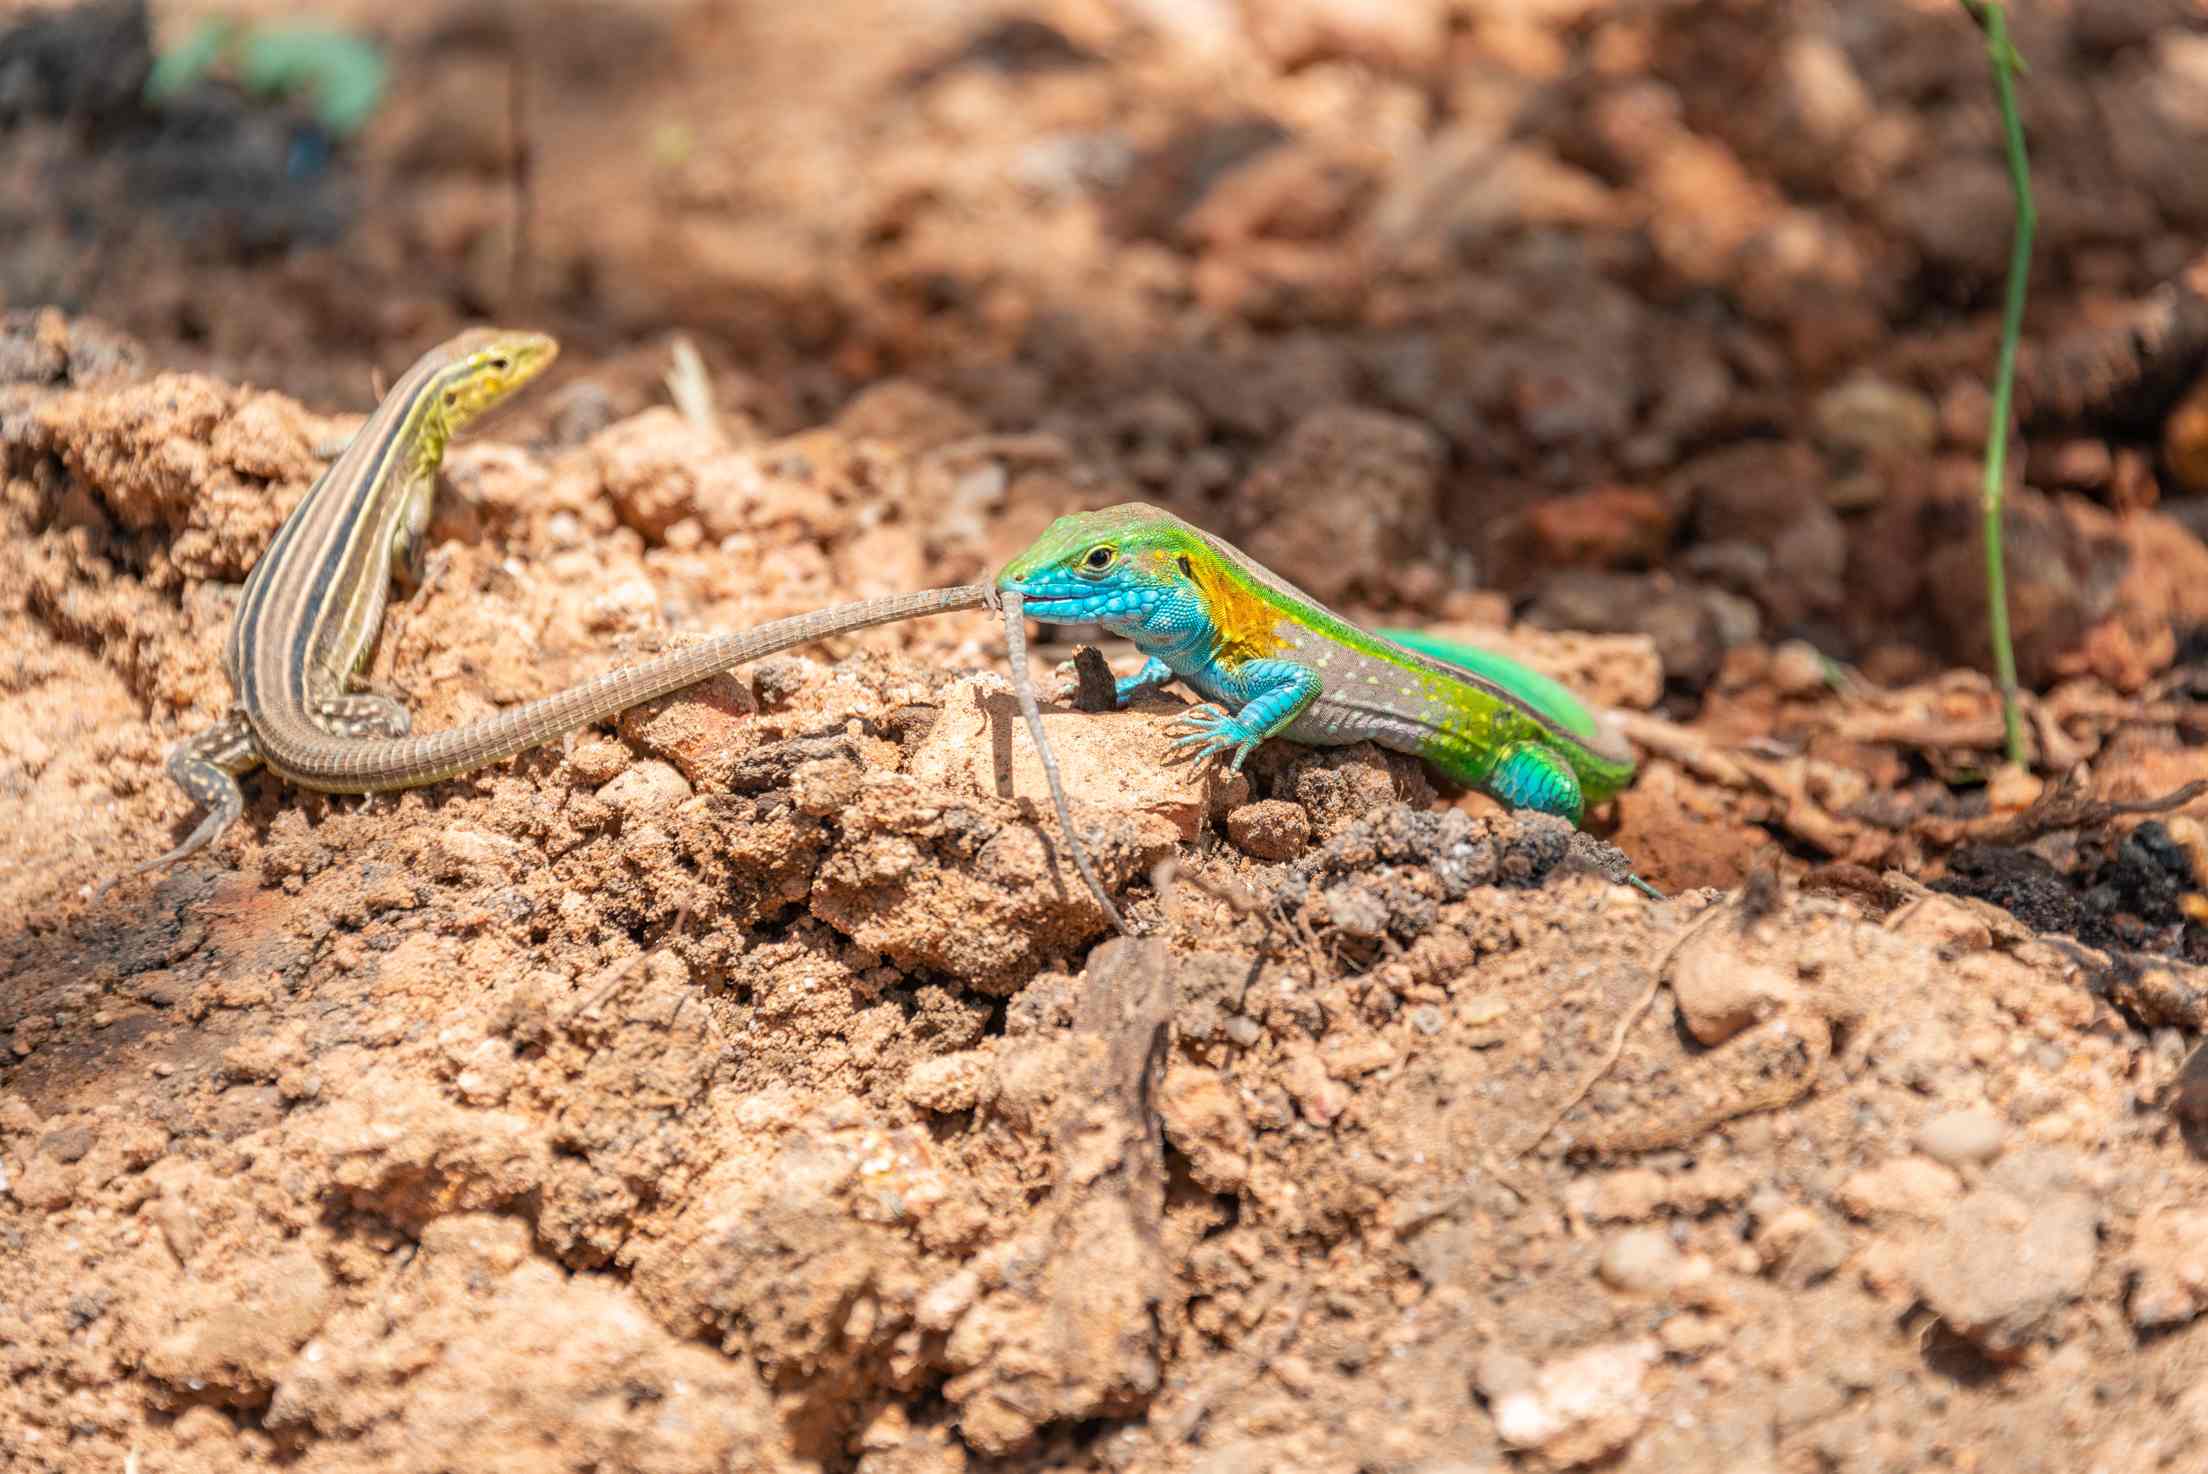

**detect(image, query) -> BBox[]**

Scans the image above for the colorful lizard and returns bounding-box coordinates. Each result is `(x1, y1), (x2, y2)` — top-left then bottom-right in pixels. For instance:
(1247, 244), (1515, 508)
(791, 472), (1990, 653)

(994, 503), (1644, 864)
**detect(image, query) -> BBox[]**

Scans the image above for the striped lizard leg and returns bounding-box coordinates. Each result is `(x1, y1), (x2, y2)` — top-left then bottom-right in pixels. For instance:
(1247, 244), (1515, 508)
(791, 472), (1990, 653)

(312, 691), (413, 740)
(1168, 659), (1321, 771)
(97, 712), (261, 893)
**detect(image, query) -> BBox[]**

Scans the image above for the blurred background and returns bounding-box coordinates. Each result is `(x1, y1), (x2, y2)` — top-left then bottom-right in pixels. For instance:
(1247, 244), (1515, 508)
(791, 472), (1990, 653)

(7, 0), (2208, 698)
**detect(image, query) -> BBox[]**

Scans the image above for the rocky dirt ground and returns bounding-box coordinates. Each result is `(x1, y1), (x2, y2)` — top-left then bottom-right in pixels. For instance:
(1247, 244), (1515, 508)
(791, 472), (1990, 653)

(12, 0), (2208, 1470)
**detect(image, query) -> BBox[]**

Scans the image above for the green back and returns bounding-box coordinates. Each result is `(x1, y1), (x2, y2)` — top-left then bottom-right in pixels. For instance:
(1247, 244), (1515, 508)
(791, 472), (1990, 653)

(1375, 628), (1603, 745)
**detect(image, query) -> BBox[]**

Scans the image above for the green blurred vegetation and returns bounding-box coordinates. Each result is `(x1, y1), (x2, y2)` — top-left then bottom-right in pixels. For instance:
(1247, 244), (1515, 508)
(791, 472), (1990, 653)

(146, 18), (388, 138)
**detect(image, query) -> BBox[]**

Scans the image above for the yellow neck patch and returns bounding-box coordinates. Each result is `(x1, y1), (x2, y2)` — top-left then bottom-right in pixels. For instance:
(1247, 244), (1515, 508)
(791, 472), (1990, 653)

(1182, 550), (1286, 666)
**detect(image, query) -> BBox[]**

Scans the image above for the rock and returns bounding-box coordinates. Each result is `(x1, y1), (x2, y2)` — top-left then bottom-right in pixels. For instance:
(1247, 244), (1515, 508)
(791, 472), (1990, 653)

(1156, 1065), (1251, 1191)
(1371, 133), (1623, 260)
(833, 379), (984, 451)
(1912, 1176), (2098, 1358)
(1755, 1206), (1851, 1289)
(2131, 1206), (2208, 1330)
(1674, 441), (1847, 623)
(1891, 156), (2014, 278)
(1665, 923), (1799, 1047)
(1767, 639), (1828, 696)
(1916, 1108), (2006, 1168)
(1474, 1345), (1538, 1401)
(1812, 374), (1938, 461)
(1227, 799), (1310, 860)
(6, 1155), (76, 1211)
(789, 755), (863, 817)
(1321, 881), (1390, 940)
(619, 675), (757, 790)
(1885, 896), (1995, 955)
(314, 1087), (550, 1231)
(1837, 1156), (1963, 1224)
(1488, 1338), (1658, 1467)
(2100, 34), (2208, 235)
(1231, 406), (1443, 604)
(1279, 1044), (1349, 1127)
(1525, 572), (1753, 689)
(1241, 0), (1446, 70)
(1521, 484), (1676, 570)
(1774, 1373), (1851, 1433)
(1780, 34), (1872, 145)
(937, 940), (1175, 1451)
(1598, 1229), (1684, 1296)
(1319, 1032), (1396, 1081)
(1656, 1311), (1729, 1359)
(1279, 744), (1411, 838)
(596, 759), (693, 820)
(1106, 113), (1293, 243)
(904, 1050), (998, 1114)
(267, 1224), (785, 1467)
(590, 408), (724, 540)
(907, 674), (1240, 841)
(1578, 1168), (1666, 1224)
(138, 1247), (333, 1402)
(2173, 1041), (2208, 1126)
(810, 769), (1168, 988)
(2164, 371), (2208, 496)
(1918, 489), (2208, 693)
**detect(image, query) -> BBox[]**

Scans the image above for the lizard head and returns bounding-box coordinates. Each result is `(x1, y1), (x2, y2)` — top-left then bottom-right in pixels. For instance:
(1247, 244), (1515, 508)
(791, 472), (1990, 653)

(995, 502), (1209, 633)
(431, 328), (559, 430)
(404, 329), (558, 477)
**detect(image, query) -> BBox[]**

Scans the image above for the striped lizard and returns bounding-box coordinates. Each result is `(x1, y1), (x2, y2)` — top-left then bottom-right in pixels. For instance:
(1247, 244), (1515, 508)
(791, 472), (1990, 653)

(108, 328), (989, 890)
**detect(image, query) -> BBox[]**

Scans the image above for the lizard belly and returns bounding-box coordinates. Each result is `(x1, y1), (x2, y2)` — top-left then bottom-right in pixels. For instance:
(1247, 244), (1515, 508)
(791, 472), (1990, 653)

(1282, 695), (1429, 752)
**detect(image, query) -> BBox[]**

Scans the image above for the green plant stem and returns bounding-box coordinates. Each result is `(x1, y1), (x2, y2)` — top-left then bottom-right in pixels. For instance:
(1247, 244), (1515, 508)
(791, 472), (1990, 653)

(1964, 0), (2034, 767)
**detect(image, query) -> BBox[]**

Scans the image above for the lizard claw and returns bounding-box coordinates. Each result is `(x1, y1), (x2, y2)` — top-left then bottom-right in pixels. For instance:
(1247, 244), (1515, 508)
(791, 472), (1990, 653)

(1166, 704), (1262, 772)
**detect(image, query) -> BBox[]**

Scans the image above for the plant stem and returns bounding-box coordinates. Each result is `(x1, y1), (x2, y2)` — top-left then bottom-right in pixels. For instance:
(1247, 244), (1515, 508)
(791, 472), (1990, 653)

(1963, 0), (2034, 767)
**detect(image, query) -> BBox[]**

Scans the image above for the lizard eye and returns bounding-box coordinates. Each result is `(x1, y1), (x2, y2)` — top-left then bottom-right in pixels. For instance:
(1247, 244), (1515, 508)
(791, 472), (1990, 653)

(1082, 545), (1117, 572)
(489, 356), (510, 373)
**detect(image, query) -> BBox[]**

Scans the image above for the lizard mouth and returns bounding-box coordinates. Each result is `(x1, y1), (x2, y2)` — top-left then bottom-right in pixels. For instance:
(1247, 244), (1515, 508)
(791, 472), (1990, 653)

(995, 581), (1085, 606)
(1006, 595), (1095, 623)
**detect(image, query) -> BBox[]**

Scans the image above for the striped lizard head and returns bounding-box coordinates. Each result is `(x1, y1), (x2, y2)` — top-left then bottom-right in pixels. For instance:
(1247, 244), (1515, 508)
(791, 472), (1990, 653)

(431, 327), (558, 430)
(995, 502), (1211, 629)
(402, 328), (557, 476)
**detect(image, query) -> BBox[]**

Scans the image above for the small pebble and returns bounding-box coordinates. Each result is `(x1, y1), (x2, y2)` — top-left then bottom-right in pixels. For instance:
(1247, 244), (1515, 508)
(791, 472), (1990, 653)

(1227, 800), (1311, 861)
(2174, 1042), (2208, 1125)
(1599, 1228), (1683, 1295)
(1473, 1347), (1537, 1400)
(1917, 1107), (2006, 1167)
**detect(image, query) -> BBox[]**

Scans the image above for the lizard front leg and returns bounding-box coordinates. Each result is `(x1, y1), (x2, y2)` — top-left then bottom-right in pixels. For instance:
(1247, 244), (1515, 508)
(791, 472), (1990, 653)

(1113, 655), (1176, 707)
(1168, 659), (1321, 771)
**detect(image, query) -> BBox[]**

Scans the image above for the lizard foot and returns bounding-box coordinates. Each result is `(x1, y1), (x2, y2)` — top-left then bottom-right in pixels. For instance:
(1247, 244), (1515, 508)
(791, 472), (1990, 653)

(1166, 703), (1264, 771)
